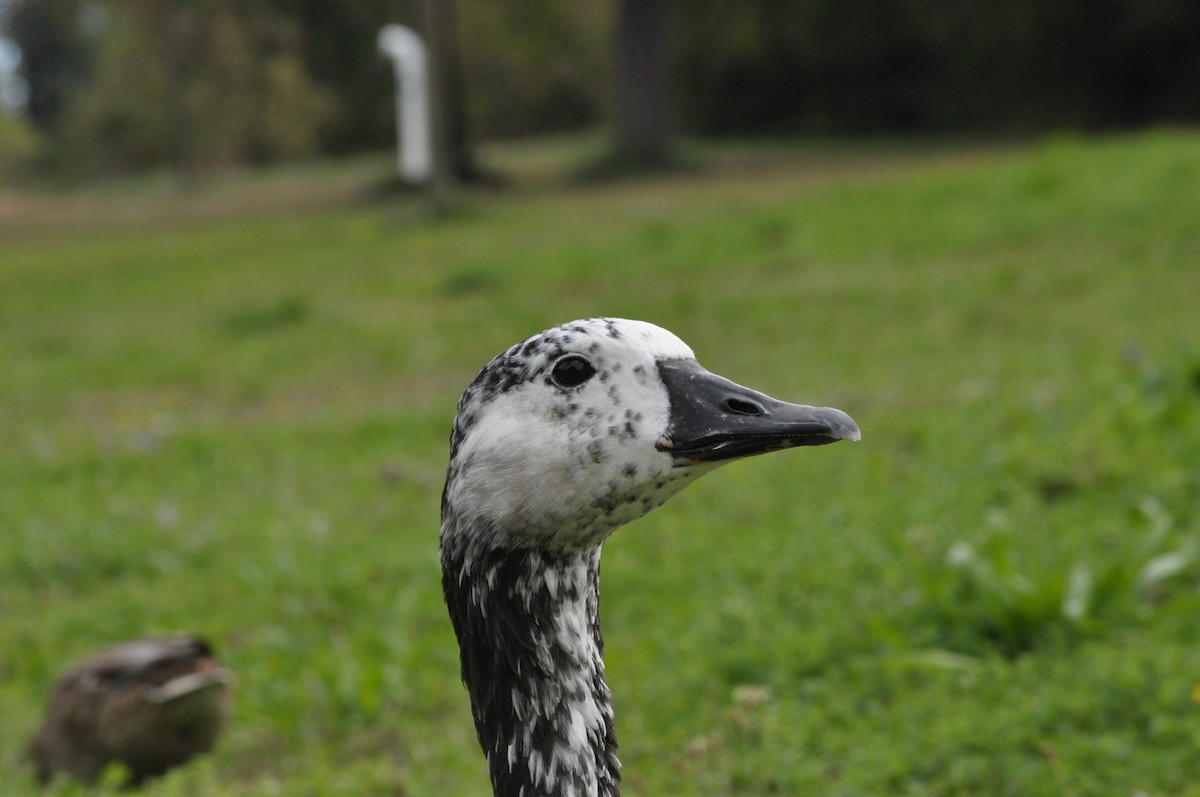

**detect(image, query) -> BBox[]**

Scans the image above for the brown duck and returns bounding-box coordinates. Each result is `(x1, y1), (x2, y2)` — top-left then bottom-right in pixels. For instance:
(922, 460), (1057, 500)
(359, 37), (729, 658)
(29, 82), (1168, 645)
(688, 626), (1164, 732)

(28, 636), (231, 787)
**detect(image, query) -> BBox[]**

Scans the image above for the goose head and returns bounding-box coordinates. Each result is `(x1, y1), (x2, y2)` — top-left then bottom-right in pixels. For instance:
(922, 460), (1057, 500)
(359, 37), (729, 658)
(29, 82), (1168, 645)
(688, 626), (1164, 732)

(441, 317), (858, 557)
(440, 317), (858, 797)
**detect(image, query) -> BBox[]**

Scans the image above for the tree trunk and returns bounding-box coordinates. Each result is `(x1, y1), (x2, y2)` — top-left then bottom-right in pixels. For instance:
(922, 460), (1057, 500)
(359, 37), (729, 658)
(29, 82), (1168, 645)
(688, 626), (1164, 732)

(614, 0), (673, 167)
(420, 0), (485, 190)
(418, 0), (452, 205)
(437, 0), (486, 181)
(148, 0), (195, 184)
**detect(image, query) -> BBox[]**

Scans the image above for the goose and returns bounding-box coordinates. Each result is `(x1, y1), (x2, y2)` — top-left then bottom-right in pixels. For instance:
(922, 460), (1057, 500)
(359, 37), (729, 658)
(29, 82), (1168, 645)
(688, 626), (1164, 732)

(27, 636), (231, 787)
(440, 317), (859, 797)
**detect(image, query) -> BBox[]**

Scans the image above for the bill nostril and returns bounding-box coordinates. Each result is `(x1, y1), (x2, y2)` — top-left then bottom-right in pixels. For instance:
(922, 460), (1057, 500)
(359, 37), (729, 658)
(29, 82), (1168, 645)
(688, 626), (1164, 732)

(724, 397), (763, 416)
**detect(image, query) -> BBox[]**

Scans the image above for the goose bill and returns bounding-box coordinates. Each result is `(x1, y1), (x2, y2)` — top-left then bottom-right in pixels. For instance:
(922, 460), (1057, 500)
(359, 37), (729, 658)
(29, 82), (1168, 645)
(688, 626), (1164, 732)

(656, 359), (860, 465)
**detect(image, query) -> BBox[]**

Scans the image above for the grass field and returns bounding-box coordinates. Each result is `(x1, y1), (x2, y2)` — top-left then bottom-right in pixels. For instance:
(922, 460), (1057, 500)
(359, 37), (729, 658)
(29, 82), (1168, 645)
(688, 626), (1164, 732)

(2, 130), (1199, 796)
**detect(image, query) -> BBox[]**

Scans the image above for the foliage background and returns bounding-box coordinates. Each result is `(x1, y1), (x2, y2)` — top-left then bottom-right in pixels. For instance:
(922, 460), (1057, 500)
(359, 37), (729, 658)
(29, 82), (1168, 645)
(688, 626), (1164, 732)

(3, 0), (1200, 177)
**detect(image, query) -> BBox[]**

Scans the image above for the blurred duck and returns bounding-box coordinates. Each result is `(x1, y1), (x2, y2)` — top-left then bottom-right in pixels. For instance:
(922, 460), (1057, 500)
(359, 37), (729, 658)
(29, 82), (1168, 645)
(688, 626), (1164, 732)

(28, 636), (231, 787)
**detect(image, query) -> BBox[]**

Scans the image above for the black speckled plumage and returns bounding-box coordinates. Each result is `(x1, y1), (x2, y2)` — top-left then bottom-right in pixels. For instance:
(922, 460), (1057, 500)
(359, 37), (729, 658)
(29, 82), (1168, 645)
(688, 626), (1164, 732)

(443, 543), (619, 797)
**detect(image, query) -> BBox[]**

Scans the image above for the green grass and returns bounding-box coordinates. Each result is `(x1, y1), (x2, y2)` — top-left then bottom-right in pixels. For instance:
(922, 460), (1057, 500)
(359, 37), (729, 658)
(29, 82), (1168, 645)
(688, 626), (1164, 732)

(2, 130), (1199, 796)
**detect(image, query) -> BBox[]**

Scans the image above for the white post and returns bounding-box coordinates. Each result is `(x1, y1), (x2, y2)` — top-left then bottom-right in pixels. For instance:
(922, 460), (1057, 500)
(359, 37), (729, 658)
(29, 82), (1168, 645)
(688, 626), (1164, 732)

(378, 24), (433, 185)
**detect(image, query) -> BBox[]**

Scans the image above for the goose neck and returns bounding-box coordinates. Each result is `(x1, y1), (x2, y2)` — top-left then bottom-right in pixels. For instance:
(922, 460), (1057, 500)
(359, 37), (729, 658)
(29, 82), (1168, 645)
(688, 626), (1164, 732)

(441, 540), (621, 797)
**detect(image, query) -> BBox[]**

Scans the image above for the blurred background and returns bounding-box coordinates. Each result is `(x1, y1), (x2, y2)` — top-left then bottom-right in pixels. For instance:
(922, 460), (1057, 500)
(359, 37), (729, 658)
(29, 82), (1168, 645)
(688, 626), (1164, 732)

(2, 0), (1199, 184)
(3, 2), (1200, 796)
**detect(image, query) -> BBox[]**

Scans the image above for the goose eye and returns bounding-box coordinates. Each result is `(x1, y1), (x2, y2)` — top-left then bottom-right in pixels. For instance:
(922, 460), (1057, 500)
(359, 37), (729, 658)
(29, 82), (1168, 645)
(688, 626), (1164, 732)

(551, 355), (596, 388)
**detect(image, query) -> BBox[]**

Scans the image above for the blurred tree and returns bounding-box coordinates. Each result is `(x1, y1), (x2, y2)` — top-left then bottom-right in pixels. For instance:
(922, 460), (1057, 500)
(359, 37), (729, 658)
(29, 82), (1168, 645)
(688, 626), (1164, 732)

(612, 0), (673, 167)
(676, 0), (929, 134)
(456, 0), (608, 138)
(44, 1), (332, 176)
(421, 0), (482, 183)
(262, 0), (403, 154)
(676, 0), (1200, 135)
(263, 0), (485, 181)
(6, 0), (1200, 183)
(5, 0), (89, 131)
(1025, 0), (1200, 128)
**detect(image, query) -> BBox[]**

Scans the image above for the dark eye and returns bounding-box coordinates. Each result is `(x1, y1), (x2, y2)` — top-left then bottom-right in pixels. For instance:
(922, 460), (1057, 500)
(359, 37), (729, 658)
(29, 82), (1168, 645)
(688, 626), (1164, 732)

(551, 355), (596, 388)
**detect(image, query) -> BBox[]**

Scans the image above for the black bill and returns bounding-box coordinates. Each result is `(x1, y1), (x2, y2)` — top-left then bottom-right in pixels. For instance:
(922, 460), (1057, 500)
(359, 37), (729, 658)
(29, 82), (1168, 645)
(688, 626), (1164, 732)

(655, 359), (860, 464)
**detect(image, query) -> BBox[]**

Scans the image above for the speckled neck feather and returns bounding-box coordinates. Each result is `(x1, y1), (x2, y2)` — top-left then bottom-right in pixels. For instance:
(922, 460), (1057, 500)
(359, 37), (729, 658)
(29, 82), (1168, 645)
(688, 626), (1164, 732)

(441, 540), (619, 797)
